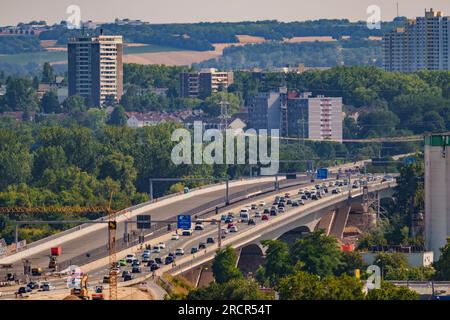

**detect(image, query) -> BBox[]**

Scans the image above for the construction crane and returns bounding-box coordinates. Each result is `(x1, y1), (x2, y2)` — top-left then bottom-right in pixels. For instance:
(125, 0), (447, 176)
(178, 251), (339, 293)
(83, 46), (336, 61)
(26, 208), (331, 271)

(107, 192), (118, 300)
(0, 192), (119, 300)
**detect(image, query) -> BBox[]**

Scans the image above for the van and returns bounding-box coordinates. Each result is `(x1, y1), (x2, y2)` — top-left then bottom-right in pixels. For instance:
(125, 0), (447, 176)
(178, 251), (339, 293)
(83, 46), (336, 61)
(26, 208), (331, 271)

(240, 212), (250, 223)
(240, 208), (249, 215)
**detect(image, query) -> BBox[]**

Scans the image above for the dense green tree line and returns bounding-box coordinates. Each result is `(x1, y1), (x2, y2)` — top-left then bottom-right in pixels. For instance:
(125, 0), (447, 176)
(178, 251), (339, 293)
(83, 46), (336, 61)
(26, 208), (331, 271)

(38, 19), (404, 51)
(0, 35), (42, 54)
(197, 40), (382, 70)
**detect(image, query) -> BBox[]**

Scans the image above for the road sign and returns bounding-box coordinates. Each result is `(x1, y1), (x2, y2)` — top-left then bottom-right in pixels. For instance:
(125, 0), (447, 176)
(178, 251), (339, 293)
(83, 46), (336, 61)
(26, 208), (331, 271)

(317, 168), (329, 180)
(137, 215), (151, 229)
(404, 157), (416, 166)
(177, 214), (191, 230)
(108, 221), (117, 230)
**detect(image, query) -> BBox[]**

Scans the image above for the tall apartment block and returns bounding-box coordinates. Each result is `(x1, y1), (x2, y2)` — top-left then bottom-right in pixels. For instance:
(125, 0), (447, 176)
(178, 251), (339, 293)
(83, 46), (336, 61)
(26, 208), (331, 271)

(180, 68), (234, 99)
(68, 34), (123, 107)
(383, 8), (450, 72)
(247, 88), (343, 142)
(425, 133), (450, 259)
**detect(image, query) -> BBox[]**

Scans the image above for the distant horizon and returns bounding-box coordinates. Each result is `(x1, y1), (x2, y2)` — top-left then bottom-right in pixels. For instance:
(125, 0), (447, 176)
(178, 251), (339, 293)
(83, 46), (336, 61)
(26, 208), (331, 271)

(1, 0), (450, 26)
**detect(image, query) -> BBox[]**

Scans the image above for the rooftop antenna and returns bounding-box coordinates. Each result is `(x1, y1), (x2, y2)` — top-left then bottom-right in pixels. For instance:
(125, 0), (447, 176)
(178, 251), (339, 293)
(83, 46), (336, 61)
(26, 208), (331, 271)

(396, 2), (399, 17)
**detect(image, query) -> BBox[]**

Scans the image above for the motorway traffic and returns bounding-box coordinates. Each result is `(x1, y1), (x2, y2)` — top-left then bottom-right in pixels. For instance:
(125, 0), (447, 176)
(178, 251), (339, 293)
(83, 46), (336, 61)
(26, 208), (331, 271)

(0, 171), (394, 300)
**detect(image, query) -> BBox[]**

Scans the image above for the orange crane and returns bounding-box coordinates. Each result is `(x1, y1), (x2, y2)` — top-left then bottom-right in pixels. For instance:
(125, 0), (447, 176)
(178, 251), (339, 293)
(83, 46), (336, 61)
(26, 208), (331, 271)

(0, 192), (119, 300)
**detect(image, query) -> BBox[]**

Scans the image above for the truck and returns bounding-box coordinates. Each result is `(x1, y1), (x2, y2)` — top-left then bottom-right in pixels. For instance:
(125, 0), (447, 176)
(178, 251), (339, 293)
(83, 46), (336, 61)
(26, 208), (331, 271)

(71, 274), (90, 300)
(91, 286), (104, 300)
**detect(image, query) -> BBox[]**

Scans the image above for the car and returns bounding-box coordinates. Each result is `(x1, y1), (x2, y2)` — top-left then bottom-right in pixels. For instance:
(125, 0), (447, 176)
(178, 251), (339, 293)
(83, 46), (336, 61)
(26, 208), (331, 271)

(270, 209), (278, 216)
(284, 193), (290, 198)
(251, 204), (257, 210)
(227, 223), (235, 229)
(301, 194), (308, 200)
(292, 200), (299, 207)
(352, 183), (359, 189)
(142, 255), (151, 263)
(172, 234), (180, 240)
(263, 208), (270, 214)
(168, 252), (176, 258)
(131, 266), (141, 274)
(175, 248), (185, 255)
(259, 201), (266, 207)
(311, 193), (320, 200)
(152, 246), (161, 253)
(143, 249), (152, 255)
(164, 256), (174, 265)
(278, 207), (285, 213)
(103, 276), (111, 284)
(121, 270), (130, 278)
(182, 230), (193, 236)
(225, 217), (233, 224)
(119, 259), (127, 266)
(227, 212), (235, 218)
(262, 214), (269, 221)
(207, 237), (215, 244)
(221, 228), (229, 234)
(328, 181), (335, 187)
(278, 203), (285, 208)
(191, 247), (199, 254)
(146, 259), (156, 267)
(273, 200), (279, 205)
(195, 224), (205, 231)
(27, 282), (39, 290)
(17, 287), (30, 295)
(229, 225), (238, 233)
(332, 188), (341, 194)
(221, 215), (227, 222)
(155, 257), (163, 265)
(299, 199), (305, 205)
(149, 263), (160, 272)
(132, 259), (140, 266)
(287, 199), (292, 205)
(125, 254), (135, 263)
(248, 219), (256, 225)
(158, 242), (166, 249)
(198, 242), (207, 250)
(123, 274), (133, 282)
(254, 211), (261, 218)
(41, 282), (54, 291)
(210, 219), (217, 225)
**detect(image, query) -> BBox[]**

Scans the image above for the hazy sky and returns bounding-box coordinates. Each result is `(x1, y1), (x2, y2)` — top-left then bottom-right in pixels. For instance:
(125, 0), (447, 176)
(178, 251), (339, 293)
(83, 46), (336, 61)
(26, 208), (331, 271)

(1, 0), (450, 25)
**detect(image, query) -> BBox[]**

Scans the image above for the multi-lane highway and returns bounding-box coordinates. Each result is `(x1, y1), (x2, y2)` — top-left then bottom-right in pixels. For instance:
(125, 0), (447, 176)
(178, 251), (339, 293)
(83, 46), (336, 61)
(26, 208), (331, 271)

(0, 172), (396, 300)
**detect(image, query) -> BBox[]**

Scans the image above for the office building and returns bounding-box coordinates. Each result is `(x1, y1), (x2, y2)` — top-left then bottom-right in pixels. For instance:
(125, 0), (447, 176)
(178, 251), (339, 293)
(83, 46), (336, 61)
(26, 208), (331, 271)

(247, 89), (343, 141)
(383, 8), (450, 72)
(180, 68), (234, 99)
(425, 133), (450, 260)
(68, 34), (123, 107)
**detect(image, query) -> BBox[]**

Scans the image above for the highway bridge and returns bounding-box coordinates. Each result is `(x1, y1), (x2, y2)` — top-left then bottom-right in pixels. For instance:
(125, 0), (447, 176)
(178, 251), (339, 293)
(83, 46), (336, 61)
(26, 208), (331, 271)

(0, 171), (396, 299)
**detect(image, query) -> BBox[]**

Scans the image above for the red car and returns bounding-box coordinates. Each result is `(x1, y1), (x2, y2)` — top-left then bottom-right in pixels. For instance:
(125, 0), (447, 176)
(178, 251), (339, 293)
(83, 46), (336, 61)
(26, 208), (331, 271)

(284, 193), (290, 198)
(227, 223), (235, 229)
(262, 214), (269, 221)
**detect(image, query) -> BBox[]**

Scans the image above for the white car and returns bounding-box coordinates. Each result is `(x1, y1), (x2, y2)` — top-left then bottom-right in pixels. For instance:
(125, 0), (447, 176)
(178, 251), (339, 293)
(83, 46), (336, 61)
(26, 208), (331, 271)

(143, 250), (151, 256)
(152, 246), (161, 253)
(171, 234), (180, 241)
(158, 242), (166, 249)
(230, 225), (238, 233)
(175, 248), (185, 256)
(254, 211), (262, 218)
(259, 201), (266, 207)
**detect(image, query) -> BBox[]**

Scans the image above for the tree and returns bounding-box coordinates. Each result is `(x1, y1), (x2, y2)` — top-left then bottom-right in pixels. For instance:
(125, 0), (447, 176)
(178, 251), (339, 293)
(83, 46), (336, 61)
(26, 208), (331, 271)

(187, 278), (272, 300)
(289, 230), (343, 278)
(42, 62), (55, 84)
(366, 281), (419, 300)
(98, 152), (137, 195)
(434, 238), (450, 280)
(41, 91), (61, 114)
(373, 252), (409, 277)
(337, 251), (367, 276)
(201, 92), (240, 117)
(212, 246), (243, 284)
(63, 95), (86, 113)
(259, 240), (291, 285)
(32, 146), (67, 179)
(3, 78), (39, 112)
(277, 271), (365, 300)
(107, 105), (128, 126)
